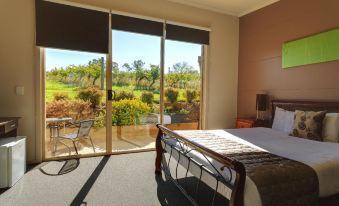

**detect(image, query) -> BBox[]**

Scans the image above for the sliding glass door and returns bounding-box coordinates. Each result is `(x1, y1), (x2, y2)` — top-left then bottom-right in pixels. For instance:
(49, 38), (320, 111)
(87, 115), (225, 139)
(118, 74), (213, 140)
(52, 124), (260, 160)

(39, 2), (208, 159)
(44, 48), (107, 158)
(111, 30), (161, 152)
(164, 40), (203, 130)
(43, 35), (205, 159)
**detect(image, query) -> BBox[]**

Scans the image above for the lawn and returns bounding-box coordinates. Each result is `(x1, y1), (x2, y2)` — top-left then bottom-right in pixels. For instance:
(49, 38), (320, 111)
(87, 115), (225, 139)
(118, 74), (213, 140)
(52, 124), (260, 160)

(46, 80), (186, 102)
(45, 80), (79, 102)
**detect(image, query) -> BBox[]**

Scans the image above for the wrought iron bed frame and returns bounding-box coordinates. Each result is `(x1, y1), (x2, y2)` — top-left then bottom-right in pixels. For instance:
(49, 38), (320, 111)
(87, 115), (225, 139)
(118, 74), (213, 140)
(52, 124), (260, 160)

(155, 100), (339, 206)
(155, 124), (246, 206)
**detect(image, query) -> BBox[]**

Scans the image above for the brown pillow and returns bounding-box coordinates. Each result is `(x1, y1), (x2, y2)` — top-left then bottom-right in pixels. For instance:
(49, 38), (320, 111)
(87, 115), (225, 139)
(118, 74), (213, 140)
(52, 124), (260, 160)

(290, 110), (327, 141)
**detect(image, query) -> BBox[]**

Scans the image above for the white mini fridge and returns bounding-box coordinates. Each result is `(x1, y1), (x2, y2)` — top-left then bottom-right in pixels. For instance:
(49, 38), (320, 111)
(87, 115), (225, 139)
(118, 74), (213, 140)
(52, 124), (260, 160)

(0, 136), (26, 188)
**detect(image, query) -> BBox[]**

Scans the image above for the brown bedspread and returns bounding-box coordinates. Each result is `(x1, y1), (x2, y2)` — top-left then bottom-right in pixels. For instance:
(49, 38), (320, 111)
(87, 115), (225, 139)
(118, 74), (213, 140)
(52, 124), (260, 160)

(178, 131), (319, 206)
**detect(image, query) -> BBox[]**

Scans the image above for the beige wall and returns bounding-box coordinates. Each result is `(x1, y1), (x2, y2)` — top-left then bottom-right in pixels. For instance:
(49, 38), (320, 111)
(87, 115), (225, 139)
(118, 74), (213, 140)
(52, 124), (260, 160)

(0, 0), (37, 162)
(0, 0), (239, 162)
(238, 0), (339, 118)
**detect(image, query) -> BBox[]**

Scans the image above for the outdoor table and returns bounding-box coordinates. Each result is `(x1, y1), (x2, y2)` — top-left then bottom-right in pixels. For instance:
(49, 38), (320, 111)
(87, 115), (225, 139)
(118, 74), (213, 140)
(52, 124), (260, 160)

(46, 117), (72, 153)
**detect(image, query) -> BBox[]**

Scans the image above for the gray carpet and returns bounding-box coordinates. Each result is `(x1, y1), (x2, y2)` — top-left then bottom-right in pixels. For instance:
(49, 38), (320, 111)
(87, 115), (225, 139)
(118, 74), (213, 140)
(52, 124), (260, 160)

(0, 152), (227, 206)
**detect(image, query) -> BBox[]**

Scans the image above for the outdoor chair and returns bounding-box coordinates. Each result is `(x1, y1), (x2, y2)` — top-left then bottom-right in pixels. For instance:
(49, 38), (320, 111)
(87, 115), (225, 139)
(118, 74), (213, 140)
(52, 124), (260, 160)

(58, 119), (96, 155)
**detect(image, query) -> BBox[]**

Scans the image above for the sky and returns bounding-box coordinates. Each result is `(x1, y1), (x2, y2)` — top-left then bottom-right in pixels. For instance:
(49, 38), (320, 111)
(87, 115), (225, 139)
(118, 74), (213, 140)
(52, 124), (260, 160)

(45, 30), (202, 72)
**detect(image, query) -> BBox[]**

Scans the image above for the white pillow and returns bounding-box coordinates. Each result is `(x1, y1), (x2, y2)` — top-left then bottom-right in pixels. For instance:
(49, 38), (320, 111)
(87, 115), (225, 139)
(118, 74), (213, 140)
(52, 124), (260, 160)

(322, 113), (339, 143)
(284, 110), (295, 133)
(272, 107), (295, 134)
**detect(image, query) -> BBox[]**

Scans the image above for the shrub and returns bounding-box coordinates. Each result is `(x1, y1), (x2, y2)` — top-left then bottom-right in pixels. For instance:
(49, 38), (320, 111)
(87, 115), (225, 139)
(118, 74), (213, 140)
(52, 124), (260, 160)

(172, 102), (183, 112)
(164, 102), (184, 113)
(185, 89), (198, 103)
(77, 86), (103, 108)
(153, 99), (160, 104)
(186, 102), (200, 122)
(93, 109), (106, 128)
(53, 92), (70, 101)
(165, 88), (179, 103)
(112, 99), (150, 126)
(115, 91), (135, 101)
(46, 100), (92, 121)
(141, 91), (154, 105)
(179, 109), (190, 114)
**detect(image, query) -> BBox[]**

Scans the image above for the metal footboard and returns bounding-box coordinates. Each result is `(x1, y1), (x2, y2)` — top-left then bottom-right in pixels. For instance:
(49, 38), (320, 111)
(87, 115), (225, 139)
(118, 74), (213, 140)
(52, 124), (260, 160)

(155, 124), (246, 206)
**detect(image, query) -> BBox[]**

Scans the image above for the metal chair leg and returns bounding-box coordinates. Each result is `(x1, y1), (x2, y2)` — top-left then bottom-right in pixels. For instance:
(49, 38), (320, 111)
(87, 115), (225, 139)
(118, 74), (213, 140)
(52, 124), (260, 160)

(54, 137), (58, 153)
(89, 136), (96, 153)
(72, 141), (78, 154)
(49, 127), (52, 142)
(58, 139), (72, 155)
(54, 127), (61, 154)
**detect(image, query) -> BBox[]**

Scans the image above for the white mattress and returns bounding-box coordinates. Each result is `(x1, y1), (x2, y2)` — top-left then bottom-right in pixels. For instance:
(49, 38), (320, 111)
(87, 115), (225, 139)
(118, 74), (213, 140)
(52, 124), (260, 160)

(162, 127), (339, 206)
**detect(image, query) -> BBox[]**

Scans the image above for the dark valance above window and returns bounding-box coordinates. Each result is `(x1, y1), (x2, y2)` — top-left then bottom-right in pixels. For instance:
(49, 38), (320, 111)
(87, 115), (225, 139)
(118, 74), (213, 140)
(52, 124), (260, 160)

(166, 24), (210, 45)
(35, 0), (109, 53)
(111, 14), (163, 36)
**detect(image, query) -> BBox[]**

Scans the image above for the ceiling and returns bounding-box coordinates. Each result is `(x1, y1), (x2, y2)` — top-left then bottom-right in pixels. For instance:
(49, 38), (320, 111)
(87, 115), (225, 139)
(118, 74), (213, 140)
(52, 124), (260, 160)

(167, 0), (280, 17)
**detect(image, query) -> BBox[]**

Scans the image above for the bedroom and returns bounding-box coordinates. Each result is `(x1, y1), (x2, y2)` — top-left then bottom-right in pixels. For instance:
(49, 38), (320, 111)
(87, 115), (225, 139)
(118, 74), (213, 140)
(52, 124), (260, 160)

(0, 0), (338, 205)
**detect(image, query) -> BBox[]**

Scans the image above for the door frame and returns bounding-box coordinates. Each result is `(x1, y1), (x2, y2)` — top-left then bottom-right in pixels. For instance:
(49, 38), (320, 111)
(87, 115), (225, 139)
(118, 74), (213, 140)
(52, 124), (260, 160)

(38, 47), (109, 161)
(106, 13), (113, 153)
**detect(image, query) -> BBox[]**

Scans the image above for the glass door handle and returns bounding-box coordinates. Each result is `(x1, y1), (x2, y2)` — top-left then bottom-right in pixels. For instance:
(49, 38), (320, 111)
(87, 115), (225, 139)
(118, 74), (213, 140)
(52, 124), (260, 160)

(107, 90), (116, 101)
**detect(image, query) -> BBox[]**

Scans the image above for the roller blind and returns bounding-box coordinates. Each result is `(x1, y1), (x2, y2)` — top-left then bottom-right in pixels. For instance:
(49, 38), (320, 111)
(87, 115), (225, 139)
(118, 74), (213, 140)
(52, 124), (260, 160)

(35, 0), (109, 53)
(166, 24), (210, 45)
(111, 14), (163, 36)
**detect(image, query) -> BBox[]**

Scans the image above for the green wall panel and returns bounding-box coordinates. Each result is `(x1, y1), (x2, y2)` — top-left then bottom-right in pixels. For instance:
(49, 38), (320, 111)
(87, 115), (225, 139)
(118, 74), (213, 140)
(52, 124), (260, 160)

(282, 28), (339, 69)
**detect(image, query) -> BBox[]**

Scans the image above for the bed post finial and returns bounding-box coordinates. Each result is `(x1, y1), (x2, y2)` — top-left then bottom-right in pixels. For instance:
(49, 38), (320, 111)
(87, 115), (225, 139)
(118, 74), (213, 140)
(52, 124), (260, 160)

(230, 161), (246, 206)
(155, 124), (163, 174)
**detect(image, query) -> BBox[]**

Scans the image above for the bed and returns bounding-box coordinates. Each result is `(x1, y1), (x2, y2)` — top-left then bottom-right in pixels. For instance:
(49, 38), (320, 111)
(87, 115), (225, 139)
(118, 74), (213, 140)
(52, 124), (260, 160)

(154, 100), (339, 206)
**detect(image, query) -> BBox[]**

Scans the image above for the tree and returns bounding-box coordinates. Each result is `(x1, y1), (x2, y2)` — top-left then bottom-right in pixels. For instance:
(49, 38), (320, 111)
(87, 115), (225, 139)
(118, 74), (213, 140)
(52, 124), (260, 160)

(87, 59), (102, 86)
(58, 68), (69, 83)
(65, 64), (86, 85)
(165, 62), (200, 88)
(122, 63), (132, 72)
(166, 72), (181, 88)
(76, 65), (88, 83)
(123, 60), (148, 88)
(112, 62), (119, 73)
(147, 64), (160, 90)
(115, 71), (131, 86)
(112, 62), (119, 83)
(172, 62), (194, 73)
(132, 60), (147, 87)
(132, 60), (145, 70)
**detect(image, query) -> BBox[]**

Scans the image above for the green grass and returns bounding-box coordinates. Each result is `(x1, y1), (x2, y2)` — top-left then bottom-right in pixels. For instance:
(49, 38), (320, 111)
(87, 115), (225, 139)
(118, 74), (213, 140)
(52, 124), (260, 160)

(46, 80), (187, 102)
(45, 80), (79, 102)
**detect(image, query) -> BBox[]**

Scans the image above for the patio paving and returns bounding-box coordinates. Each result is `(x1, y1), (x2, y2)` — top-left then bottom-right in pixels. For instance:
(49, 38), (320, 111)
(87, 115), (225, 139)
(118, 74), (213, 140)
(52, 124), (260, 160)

(45, 123), (198, 159)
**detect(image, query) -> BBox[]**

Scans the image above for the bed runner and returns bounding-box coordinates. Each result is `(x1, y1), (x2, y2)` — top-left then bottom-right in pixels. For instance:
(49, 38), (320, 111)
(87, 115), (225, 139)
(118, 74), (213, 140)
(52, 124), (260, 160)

(177, 131), (319, 206)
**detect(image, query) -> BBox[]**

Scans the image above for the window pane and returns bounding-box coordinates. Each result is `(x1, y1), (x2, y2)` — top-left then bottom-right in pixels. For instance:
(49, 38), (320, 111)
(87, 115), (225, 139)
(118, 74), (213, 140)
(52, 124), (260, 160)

(164, 40), (202, 130)
(111, 31), (161, 152)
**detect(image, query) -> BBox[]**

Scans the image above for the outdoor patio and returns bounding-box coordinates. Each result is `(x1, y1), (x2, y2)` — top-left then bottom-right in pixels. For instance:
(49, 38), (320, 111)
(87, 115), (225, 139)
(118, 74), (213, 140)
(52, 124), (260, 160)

(45, 122), (198, 159)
